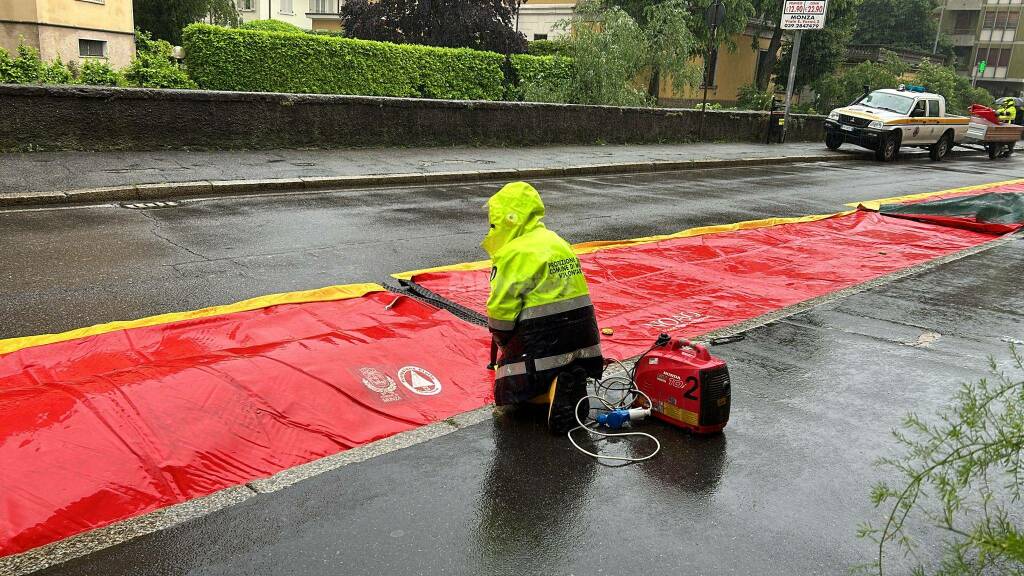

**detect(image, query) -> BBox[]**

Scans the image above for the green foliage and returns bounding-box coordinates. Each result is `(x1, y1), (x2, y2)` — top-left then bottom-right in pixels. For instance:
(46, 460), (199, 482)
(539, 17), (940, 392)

(0, 49), (13, 84)
(134, 0), (239, 45)
(858, 347), (1024, 576)
(10, 44), (45, 84)
(643, 0), (702, 97)
(527, 39), (567, 57)
(914, 60), (994, 115)
(736, 83), (774, 111)
(123, 30), (197, 89)
(813, 53), (910, 112)
(544, 0), (701, 106)
(693, 101), (721, 110)
(852, 0), (950, 56)
(182, 23), (505, 100)
(40, 57), (74, 84)
(549, 1), (651, 106)
(508, 54), (574, 102)
(310, 30), (346, 38)
(78, 59), (126, 86)
(239, 20), (305, 34)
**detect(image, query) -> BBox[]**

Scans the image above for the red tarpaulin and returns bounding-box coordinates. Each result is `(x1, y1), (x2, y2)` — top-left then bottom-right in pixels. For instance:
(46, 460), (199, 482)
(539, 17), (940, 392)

(2, 182), (1018, 558)
(404, 210), (1004, 361)
(0, 289), (490, 557)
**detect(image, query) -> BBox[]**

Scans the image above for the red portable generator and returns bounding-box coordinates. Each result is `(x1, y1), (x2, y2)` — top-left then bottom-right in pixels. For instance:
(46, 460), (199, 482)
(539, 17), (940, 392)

(633, 337), (731, 434)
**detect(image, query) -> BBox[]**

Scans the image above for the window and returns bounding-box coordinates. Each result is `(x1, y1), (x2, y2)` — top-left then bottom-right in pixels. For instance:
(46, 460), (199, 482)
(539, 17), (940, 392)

(926, 100), (941, 118)
(237, 0), (254, 11)
(953, 11), (974, 34)
(78, 39), (106, 58)
(533, 33), (548, 41)
(911, 100), (927, 118)
(981, 8), (1020, 41)
(755, 49), (770, 83)
(280, 0), (293, 13)
(976, 47), (1012, 78)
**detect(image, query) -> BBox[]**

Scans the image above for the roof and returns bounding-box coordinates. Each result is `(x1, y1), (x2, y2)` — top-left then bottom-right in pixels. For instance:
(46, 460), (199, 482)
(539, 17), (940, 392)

(874, 88), (945, 100)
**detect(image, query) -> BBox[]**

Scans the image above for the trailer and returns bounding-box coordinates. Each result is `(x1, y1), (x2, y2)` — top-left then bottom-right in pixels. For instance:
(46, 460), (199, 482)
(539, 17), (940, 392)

(960, 119), (1024, 159)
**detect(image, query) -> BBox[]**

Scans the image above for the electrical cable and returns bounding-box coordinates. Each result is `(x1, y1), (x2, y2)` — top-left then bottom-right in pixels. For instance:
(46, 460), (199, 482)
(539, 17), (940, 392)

(566, 344), (663, 463)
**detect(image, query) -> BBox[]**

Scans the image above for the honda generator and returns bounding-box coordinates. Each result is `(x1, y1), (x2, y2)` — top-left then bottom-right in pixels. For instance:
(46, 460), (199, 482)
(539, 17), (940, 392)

(633, 336), (731, 434)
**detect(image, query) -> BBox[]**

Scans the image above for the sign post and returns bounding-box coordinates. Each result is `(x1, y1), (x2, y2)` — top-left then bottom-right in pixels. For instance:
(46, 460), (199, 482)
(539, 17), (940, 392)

(780, 0), (828, 143)
(698, 0), (726, 140)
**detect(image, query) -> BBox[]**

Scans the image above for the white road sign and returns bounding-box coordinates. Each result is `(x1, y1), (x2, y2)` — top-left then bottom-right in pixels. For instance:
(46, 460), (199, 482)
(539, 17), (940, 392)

(781, 0), (828, 30)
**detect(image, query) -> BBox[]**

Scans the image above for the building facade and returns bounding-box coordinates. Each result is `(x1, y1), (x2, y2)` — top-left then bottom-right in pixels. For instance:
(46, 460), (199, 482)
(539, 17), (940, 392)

(236, 0), (316, 30)
(939, 0), (1024, 97)
(0, 0), (135, 68)
(297, 0), (577, 36)
(661, 26), (777, 107)
(517, 0), (576, 40)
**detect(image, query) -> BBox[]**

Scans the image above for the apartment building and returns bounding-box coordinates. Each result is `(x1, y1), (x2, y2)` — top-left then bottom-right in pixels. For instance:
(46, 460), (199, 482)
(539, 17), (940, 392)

(939, 0), (1024, 97)
(236, 0), (315, 30)
(0, 0), (134, 67)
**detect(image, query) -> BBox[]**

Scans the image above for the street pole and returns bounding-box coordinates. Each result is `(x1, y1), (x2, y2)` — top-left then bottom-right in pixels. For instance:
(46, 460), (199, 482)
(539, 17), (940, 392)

(932, 1), (945, 55)
(781, 29), (802, 144)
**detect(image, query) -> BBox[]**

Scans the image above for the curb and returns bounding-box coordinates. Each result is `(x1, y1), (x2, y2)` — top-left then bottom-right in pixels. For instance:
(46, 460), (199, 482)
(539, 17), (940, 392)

(0, 153), (869, 208)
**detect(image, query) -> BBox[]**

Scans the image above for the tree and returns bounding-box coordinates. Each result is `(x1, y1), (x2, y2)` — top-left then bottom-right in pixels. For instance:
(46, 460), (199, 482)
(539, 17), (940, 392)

(859, 347), (1024, 576)
(340, 0), (527, 54)
(772, 0), (858, 95)
(540, 0), (701, 106)
(603, 0), (753, 101)
(812, 52), (909, 112)
(852, 0), (949, 55)
(751, 0), (784, 91)
(134, 0), (239, 45)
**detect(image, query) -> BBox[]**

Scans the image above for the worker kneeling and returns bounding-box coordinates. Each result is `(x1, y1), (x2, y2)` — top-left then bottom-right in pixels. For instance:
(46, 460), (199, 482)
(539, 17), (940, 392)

(483, 182), (604, 434)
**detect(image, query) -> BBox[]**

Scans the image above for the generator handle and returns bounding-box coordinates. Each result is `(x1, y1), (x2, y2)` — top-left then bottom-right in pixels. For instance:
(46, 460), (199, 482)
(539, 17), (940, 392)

(676, 339), (711, 361)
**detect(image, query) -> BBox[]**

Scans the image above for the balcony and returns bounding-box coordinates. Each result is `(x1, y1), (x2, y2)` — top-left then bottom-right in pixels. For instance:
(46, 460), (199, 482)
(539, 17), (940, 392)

(308, 0), (340, 16)
(944, 0), (983, 10)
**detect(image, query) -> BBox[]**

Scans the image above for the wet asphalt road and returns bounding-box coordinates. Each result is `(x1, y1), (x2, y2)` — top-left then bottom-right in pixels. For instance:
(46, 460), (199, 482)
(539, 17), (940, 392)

(2, 156), (1022, 575)
(31, 238), (1024, 576)
(0, 157), (1021, 339)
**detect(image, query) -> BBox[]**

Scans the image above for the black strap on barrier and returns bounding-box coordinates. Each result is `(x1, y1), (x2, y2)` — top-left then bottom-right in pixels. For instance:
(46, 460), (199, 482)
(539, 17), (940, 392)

(387, 280), (488, 328)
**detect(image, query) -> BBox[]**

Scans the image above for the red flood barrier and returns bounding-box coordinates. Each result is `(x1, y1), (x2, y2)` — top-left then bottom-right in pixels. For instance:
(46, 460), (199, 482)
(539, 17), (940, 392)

(0, 287), (491, 557)
(402, 210), (1006, 362)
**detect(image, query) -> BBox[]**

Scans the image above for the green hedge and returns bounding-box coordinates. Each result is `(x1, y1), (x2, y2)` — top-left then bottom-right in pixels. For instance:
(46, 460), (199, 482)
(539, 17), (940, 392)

(509, 54), (573, 102)
(239, 20), (305, 34)
(182, 23), (506, 100)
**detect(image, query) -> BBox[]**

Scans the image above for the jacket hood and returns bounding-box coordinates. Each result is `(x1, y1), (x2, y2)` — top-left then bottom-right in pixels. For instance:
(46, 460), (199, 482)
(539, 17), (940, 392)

(481, 182), (546, 257)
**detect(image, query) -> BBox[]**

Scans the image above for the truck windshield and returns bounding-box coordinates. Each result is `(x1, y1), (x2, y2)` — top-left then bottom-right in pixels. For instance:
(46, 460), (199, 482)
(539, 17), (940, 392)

(859, 92), (916, 115)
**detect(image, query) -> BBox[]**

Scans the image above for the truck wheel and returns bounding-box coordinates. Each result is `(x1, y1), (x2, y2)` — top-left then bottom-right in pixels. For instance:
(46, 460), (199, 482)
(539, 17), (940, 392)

(929, 132), (952, 161)
(875, 131), (901, 162)
(1006, 143), (1015, 157)
(825, 133), (843, 150)
(988, 143), (1001, 160)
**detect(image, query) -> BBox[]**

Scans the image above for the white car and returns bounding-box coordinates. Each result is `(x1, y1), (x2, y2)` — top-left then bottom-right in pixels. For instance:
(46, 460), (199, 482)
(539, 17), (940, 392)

(824, 87), (970, 162)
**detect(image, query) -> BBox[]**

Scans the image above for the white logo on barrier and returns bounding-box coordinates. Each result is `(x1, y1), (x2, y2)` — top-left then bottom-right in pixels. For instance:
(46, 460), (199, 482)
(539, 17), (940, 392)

(398, 366), (443, 396)
(644, 311), (705, 331)
(359, 367), (402, 403)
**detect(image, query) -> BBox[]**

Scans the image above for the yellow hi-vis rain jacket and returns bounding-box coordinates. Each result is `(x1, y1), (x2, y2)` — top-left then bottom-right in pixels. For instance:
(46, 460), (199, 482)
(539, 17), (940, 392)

(482, 182), (604, 405)
(998, 102), (1017, 124)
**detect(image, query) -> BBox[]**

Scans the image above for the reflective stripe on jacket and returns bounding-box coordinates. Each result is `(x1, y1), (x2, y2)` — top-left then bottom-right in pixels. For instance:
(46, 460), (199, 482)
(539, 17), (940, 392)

(482, 182), (603, 405)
